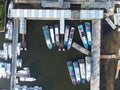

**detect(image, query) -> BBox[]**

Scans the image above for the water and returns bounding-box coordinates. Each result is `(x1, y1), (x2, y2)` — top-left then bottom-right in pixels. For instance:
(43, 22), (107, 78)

(20, 20), (90, 90)
(0, 20), (90, 90)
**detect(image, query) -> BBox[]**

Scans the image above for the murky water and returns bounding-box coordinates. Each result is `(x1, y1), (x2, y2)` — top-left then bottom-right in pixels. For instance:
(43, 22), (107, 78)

(21, 20), (90, 90)
(0, 20), (91, 90)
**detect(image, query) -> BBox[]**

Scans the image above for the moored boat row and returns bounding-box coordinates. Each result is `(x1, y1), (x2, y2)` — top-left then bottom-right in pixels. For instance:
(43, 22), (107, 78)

(42, 25), (75, 51)
(78, 22), (92, 49)
(67, 57), (91, 85)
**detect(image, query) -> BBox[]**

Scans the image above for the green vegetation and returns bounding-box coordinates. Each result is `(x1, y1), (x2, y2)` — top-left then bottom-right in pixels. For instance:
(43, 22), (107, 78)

(0, 0), (5, 31)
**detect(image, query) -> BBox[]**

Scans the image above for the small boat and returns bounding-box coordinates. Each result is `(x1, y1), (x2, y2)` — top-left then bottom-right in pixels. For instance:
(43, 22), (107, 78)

(16, 59), (22, 68)
(42, 26), (52, 49)
(54, 25), (60, 46)
(73, 61), (81, 84)
(67, 61), (76, 85)
(7, 0), (14, 17)
(78, 59), (86, 84)
(49, 26), (55, 46)
(72, 42), (90, 55)
(17, 43), (21, 56)
(64, 25), (70, 46)
(8, 0), (14, 9)
(20, 77), (36, 82)
(78, 25), (88, 49)
(85, 56), (91, 82)
(5, 20), (13, 40)
(8, 43), (12, 59)
(67, 27), (75, 50)
(85, 22), (92, 46)
(3, 43), (8, 60)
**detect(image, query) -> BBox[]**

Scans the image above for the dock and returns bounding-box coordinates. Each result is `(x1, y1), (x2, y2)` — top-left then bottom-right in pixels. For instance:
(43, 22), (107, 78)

(90, 20), (101, 90)
(10, 19), (19, 90)
(3, 0), (120, 90)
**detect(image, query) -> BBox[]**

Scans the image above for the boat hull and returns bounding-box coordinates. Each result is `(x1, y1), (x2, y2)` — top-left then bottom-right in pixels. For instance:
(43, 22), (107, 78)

(67, 27), (75, 50)
(73, 61), (81, 84)
(42, 26), (52, 49)
(85, 22), (92, 46)
(72, 42), (90, 55)
(54, 25), (60, 46)
(78, 59), (86, 84)
(78, 25), (88, 49)
(67, 61), (76, 85)
(85, 56), (91, 82)
(49, 26), (55, 46)
(64, 25), (70, 46)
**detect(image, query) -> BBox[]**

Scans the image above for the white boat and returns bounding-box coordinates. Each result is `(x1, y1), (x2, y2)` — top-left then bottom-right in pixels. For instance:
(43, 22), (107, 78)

(20, 77), (36, 82)
(67, 27), (75, 50)
(17, 67), (30, 75)
(6, 63), (11, 78)
(8, 43), (12, 59)
(17, 43), (21, 56)
(5, 20), (13, 40)
(78, 59), (86, 84)
(49, 26), (55, 46)
(0, 62), (11, 79)
(64, 25), (70, 46)
(8, 0), (14, 9)
(73, 61), (81, 84)
(8, 0), (14, 17)
(54, 25), (60, 46)
(3, 43), (8, 60)
(16, 59), (22, 68)
(85, 56), (91, 82)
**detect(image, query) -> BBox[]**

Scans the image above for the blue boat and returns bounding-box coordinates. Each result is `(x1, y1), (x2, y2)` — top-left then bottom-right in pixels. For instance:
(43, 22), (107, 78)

(73, 61), (81, 84)
(42, 26), (52, 49)
(64, 25), (70, 46)
(78, 25), (88, 49)
(67, 61), (76, 85)
(85, 22), (92, 46)
(67, 27), (75, 50)
(54, 25), (60, 46)
(78, 59), (86, 84)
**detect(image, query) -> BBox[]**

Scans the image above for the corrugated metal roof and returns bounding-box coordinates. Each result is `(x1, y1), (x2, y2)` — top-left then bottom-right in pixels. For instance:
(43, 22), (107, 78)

(9, 9), (71, 19)
(80, 10), (103, 19)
